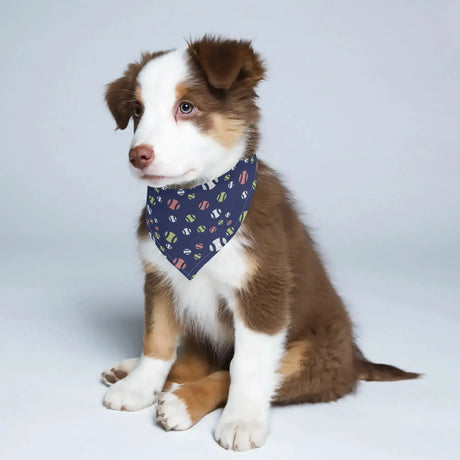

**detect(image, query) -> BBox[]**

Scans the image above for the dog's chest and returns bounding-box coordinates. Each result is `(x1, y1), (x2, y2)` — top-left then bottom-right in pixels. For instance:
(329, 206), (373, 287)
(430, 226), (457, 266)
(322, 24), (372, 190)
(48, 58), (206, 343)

(138, 232), (251, 347)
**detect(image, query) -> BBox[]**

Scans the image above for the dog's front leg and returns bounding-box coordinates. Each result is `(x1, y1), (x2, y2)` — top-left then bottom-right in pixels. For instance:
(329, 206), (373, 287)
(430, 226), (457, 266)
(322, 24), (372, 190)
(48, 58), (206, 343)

(214, 289), (287, 451)
(103, 274), (179, 411)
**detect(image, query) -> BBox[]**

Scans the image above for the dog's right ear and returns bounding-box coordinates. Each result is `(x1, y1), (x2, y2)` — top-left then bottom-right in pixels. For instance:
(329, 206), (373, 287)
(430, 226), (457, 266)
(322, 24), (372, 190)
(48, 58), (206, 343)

(105, 74), (134, 130)
(105, 52), (157, 130)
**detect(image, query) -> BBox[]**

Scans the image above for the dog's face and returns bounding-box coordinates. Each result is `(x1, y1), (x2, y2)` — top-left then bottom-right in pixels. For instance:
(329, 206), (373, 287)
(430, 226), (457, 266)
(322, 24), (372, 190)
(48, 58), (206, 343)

(105, 36), (265, 187)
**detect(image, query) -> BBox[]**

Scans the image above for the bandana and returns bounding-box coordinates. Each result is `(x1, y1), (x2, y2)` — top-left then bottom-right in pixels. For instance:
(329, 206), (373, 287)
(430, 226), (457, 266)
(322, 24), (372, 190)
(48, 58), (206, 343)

(145, 155), (257, 280)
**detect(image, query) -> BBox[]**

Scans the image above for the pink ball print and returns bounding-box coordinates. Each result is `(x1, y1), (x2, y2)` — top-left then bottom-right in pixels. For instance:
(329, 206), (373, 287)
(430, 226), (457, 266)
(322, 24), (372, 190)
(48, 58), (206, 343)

(198, 200), (210, 210)
(173, 258), (187, 269)
(167, 198), (181, 210)
(238, 170), (249, 184)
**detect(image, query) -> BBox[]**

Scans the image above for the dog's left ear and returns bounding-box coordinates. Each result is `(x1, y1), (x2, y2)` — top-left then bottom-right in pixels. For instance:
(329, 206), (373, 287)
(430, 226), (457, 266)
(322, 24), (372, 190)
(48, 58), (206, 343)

(188, 36), (266, 91)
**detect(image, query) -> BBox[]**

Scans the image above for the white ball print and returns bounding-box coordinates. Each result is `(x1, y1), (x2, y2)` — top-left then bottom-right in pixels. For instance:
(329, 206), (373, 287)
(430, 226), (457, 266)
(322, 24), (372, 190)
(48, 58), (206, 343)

(153, 217), (158, 223)
(202, 180), (217, 191)
(182, 228), (192, 235)
(177, 189), (185, 196)
(157, 196), (162, 203)
(227, 181), (234, 189)
(210, 208), (222, 219)
(147, 204), (152, 215)
(183, 248), (191, 256)
(241, 191), (248, 199)
(165, 243), (172, 250)
(209, 237), (227, 252)
(168, 215), (177, 223)
(225, 212), (231, 218)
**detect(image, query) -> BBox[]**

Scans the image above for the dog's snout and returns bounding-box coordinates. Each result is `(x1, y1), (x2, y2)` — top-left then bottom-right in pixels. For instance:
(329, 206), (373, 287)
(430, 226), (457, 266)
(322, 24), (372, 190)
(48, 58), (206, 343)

(129, 145), (154, 169)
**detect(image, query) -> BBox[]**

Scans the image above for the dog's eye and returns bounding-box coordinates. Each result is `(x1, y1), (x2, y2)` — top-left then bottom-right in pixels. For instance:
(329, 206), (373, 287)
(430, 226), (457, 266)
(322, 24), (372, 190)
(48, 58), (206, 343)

(133, 105), (142, 118)
(179, 102), (194, 115)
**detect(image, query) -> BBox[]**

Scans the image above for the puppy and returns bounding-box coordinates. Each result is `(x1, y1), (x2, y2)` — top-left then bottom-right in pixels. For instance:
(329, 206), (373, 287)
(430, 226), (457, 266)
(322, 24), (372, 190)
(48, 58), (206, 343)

(101, 36), (419, 451)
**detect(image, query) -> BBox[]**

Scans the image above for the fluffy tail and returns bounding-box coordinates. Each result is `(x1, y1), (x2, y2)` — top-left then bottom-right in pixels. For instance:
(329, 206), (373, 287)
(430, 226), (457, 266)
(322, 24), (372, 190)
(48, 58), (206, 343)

(354, 345), (421, 382)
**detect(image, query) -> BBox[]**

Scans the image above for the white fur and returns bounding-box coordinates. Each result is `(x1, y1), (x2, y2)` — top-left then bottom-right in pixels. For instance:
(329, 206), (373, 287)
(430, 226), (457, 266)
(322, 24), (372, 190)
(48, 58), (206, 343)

(138, 228), (253, 351)
(213, 319), (286, 451)
(101, 357), (139, 385)
(103, 355), (173, 411)
(131, 48), (247, 188)
(156, 387), (193, 431)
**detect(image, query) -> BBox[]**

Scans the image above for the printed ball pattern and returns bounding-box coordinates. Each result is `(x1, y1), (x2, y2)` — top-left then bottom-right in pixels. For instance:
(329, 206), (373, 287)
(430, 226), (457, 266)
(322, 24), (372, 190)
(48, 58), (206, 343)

(173, 258), (186, 269)
(167, 198), (180, 210)
(145, 155), (257, 280)
(198, 201), (210, 210)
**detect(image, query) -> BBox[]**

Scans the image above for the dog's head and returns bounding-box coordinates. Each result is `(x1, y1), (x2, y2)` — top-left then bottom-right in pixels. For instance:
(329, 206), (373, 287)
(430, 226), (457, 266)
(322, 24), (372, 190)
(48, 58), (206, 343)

(105, 36), (265, 187)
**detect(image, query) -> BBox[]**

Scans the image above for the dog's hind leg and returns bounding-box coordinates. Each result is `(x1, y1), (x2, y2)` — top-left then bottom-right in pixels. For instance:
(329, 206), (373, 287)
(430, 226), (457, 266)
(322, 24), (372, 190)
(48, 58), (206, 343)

(157, 371), (230, 431)
(161, 336), (220, 391)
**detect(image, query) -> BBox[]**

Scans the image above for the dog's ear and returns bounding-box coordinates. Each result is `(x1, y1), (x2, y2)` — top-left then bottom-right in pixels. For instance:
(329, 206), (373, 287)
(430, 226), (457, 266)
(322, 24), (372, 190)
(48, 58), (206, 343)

(105, 52), (157, 130)
(105, 74), (133, 130)
(188, 36), (266, 91)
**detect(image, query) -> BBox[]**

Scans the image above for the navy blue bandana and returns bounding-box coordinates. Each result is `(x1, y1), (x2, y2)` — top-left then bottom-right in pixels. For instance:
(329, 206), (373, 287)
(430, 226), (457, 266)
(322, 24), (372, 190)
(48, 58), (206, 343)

(145, 155), (257, 280)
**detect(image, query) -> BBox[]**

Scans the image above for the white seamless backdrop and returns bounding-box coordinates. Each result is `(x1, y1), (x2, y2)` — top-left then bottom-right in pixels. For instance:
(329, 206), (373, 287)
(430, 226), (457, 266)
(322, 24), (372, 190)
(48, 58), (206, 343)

(0, 1), (459, 460)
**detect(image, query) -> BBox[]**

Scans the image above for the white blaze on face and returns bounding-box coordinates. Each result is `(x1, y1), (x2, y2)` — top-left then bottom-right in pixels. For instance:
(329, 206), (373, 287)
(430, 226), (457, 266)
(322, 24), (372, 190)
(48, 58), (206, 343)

(131, 49), (246, 187)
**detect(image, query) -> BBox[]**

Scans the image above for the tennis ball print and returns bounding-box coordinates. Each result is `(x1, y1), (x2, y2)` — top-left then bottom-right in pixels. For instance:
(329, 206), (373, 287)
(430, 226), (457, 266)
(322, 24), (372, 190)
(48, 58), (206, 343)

(164, 231), (178, 244)
(197, 225), (206, 233)
(210, 208), (222, 219)
(198, 201), (210, 210)
(209, 237), (227, 252)
(167, 198), (180, 210)
(238, 170), (249, 184)
(173, 258), (186, 269)
(185, 214), (196, 223)
(216, 192), (227, 202)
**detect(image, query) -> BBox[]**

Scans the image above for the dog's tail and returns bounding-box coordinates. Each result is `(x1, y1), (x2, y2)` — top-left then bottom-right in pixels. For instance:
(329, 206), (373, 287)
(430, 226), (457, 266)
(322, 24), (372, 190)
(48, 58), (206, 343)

(353, 344), (421, 382)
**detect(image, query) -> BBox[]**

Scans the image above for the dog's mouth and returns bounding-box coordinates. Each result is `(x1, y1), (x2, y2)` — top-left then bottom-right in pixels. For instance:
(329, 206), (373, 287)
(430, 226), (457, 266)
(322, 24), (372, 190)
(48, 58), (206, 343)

(139, 169), (199, 187)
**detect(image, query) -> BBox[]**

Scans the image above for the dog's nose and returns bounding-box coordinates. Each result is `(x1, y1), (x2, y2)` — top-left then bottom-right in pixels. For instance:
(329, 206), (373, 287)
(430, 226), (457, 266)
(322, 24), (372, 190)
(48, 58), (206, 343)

(129, 145), (154, 169)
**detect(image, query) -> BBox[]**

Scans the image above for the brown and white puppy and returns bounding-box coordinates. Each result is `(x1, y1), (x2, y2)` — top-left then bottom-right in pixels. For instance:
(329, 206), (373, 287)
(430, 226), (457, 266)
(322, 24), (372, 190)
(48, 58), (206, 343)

(101, 36), (419, 451)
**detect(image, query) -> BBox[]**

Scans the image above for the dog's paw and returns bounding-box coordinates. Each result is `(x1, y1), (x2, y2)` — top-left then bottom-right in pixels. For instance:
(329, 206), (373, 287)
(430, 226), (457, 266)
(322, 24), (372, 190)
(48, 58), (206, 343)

(101, 357), (139, 386)
(156, 388), (193, 431)
(214, 415), (268, 451)
(103, 377), (158, 411)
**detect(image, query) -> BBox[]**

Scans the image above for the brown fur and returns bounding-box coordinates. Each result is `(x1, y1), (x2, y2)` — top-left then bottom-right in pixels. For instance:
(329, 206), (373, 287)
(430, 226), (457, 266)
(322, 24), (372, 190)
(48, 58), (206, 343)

(105, 51), (169, 130)
(165, 371), (231, 426)
(143, 272), (179, 360)
(187, 35), (265, 90)
(105, 35), (419, 430)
